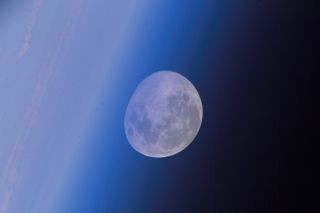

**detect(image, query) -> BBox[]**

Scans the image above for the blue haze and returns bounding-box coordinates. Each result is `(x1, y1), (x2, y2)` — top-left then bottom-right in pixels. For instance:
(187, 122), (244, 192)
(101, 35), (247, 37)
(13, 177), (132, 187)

(0, 0), (224, 212)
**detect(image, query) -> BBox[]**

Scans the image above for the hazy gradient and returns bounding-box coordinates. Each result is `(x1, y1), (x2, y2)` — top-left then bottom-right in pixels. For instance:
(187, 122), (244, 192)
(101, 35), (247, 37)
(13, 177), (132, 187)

(0, 0), (212, 212)
(0, 0), (151, 212)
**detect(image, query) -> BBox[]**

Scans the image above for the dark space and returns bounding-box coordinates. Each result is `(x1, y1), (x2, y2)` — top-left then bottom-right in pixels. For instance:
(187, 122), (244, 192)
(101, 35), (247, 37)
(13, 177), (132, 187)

(134, 1), (320, 212)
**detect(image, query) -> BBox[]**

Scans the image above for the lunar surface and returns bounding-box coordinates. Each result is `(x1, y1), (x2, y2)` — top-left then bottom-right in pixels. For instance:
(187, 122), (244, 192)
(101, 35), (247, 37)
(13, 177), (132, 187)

(124, 71), (203, 158)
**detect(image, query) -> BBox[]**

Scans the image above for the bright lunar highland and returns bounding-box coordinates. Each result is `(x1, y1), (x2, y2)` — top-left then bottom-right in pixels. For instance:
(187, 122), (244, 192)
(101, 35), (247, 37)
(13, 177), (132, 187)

(124, 71), (203, 158)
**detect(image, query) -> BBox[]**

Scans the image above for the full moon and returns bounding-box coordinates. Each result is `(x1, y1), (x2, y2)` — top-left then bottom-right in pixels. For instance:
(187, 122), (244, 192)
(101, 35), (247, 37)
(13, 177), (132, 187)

(124, 71), (203, 158)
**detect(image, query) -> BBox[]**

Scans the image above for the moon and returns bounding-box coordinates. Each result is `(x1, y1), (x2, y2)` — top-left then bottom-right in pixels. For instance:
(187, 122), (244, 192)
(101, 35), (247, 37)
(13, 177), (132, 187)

(124, 71), (203, 158)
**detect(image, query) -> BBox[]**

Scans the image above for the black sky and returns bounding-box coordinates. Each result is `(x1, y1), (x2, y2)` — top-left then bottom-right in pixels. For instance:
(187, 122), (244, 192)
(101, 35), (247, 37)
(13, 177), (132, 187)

(152, 1), (319, 212)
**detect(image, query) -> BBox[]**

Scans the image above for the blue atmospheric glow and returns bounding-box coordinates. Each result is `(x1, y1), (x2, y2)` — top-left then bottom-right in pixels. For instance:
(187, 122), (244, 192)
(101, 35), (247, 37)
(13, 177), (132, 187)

(0, 0), (222, 212)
